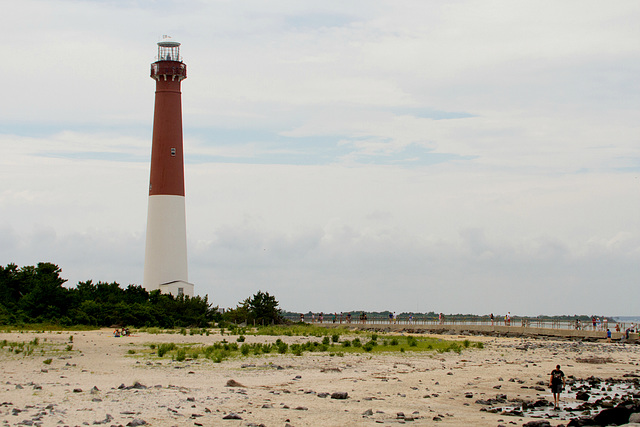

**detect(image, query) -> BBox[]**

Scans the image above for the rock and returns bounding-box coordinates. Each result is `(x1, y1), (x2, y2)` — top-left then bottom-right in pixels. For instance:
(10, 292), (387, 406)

(523, 421), (551, 427)
(317, 392), (330, 398)
(593, 407), (632, 426)
(223, 413), (242, 420)
(93, 414), (114, 425)
(576, 391), (590, 401)
(529, 398), (550, 408)
(226, 379), (246, 388)
(294, 406), (308, 411)
(131, 381), (147, 389)
(126, 419), (147, 426)
(362, 409), (373, 416)
(73, 388), (83, 393)
(630, 413), (640, 423)
(331, 392), (349, 399)
(464, 392), (473, 398)
(397, 412), (405, 419)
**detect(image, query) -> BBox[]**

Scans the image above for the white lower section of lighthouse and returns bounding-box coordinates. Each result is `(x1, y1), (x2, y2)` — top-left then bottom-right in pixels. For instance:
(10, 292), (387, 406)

(143, 194), (193, 297)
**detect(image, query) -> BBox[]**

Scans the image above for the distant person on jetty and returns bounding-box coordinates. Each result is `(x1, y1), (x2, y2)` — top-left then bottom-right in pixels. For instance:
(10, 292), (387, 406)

(490, 313), (494, 326)
(549, 364), (566, 409)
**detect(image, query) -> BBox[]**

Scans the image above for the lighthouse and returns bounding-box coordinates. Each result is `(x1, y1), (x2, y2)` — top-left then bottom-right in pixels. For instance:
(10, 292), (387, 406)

(143, 36), (193, 297)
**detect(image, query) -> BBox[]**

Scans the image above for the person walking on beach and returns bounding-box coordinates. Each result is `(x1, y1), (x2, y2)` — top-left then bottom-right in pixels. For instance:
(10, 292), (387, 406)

(549, 365), (566, 409)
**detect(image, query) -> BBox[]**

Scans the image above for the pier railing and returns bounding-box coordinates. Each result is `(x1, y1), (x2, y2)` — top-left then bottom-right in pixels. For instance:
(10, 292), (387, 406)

(283, 315), (626, 332)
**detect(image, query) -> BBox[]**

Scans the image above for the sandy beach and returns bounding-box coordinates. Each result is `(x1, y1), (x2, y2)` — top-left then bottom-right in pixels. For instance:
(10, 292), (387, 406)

(1, 329), (639, 426)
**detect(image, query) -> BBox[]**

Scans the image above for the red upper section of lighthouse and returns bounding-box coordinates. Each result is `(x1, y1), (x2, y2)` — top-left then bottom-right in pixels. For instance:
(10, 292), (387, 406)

(148, 37), (187, 197)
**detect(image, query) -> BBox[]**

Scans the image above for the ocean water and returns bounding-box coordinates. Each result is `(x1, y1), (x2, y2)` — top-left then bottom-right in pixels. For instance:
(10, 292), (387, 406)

(613, 316), (640, 323)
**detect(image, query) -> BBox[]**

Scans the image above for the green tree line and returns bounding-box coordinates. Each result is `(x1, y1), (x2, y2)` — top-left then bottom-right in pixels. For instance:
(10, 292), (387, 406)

(0, 262), (215, 327)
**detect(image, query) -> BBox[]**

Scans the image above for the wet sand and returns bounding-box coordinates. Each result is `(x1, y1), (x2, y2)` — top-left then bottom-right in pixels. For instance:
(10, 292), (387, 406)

(1, 329), (639, 426)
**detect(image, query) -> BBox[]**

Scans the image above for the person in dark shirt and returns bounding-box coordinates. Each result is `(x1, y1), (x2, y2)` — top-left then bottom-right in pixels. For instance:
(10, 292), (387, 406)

(549, 365), (566, 409)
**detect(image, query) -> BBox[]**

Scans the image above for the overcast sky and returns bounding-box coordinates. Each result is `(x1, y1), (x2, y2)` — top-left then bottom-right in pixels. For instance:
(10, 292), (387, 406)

(1, 0), (639, 316)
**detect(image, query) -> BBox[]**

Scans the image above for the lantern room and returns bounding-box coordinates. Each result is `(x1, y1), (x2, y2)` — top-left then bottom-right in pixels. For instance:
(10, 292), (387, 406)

(157, 35), (181, 62)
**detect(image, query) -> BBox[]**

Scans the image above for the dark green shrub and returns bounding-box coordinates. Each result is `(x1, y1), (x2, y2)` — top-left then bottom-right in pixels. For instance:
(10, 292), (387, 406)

(240, 343), (250, 356)
(175, 348), (186, 361)
(157, 343), (176, 357)
(291, 344), (303, 356)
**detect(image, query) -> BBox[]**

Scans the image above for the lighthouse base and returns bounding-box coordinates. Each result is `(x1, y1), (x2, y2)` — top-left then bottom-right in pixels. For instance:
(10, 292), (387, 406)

(159, 280), (194, 298)
(143, 194), (189, 296)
